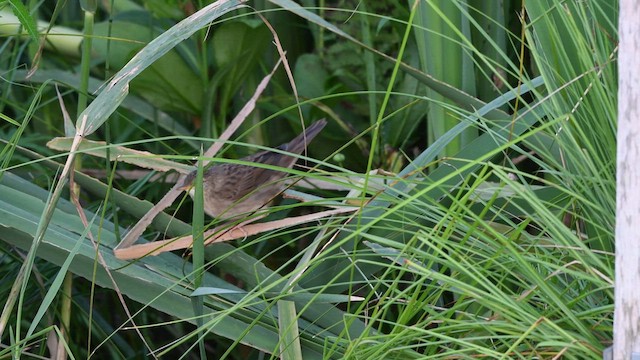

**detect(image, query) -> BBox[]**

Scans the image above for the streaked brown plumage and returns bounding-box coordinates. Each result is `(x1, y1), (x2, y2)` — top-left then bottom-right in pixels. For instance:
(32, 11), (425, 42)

(182, 120), (327, 219)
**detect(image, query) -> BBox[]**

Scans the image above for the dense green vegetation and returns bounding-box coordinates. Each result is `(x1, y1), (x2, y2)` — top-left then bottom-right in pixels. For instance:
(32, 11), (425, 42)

(0, 0), (616, 358)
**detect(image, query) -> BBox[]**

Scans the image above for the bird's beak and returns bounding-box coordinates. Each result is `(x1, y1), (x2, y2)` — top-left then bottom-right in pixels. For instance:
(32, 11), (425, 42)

(177, 174), (194, 192)
(178, 180), (196, 198)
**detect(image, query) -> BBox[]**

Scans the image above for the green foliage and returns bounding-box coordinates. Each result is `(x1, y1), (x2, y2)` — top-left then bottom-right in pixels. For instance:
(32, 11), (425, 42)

(0, 0), (615, 358)
(92, 19), (205, 113)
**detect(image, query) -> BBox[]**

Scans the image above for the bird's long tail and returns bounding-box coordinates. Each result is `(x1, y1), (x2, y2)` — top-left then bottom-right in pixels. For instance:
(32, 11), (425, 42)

(283, 119), (327, 154)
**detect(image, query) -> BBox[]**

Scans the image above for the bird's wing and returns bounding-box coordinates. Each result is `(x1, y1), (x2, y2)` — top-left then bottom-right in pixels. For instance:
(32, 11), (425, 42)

(205, 120), (327, 201)
(237, 151), (291, 196)
(209, 156), (286, 201)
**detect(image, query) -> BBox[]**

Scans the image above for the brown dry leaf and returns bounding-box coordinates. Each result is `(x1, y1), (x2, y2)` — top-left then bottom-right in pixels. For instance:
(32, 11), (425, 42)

(113, 207), (357, 259)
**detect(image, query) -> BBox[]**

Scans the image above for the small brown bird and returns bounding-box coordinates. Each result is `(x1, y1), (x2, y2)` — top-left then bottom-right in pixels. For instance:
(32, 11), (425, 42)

(182, 120), (327, 219)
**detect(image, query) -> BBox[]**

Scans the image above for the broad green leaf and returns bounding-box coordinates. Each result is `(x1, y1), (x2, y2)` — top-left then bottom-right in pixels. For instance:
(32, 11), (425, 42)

(79, 0), (247, 135)
(93, 20), (203, 113)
